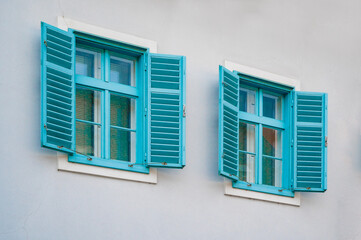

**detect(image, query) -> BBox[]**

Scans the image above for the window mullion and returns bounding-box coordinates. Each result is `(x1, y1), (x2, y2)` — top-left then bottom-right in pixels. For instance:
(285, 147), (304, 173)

(258, 88), (263, 117)
(104, 50), (110, 83)
(257, 88), (263, 185)
(104, 50), (110, 159)
(257, 123), (263, 184)
(104, 90), (110, 159)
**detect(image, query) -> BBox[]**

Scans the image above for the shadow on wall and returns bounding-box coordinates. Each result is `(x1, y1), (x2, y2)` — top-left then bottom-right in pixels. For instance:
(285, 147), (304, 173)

(207, 74), (221, 182)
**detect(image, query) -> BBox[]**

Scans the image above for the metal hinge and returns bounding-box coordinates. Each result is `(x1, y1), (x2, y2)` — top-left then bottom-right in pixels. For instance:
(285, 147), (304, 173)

(291, 139), (294, 147)
(43, 40), (48, 47)
(325, 136), (328, 147)
(144, 108), (147, 117)
(183, 105), (186, 117)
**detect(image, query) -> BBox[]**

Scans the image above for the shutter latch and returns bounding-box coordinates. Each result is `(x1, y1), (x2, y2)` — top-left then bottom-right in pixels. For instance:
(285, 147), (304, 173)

(325, 136), (328, 147)
(44, 40), (48, 47)
(183, 105), (186, 117)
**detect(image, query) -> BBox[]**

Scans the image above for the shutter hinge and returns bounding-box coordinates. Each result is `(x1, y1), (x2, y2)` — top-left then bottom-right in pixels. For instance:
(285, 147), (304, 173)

(145, 108), (147, 117)
(144, 62), (148, 72)
(44, 124), (48, 131)
(183, 105), (186, 117)
(325, 136), (328, 147)
(291, 99), (294, 107)
(291, 139), (294, 147)
(144, 152), (147, 162)
(43, 40), (48, 47)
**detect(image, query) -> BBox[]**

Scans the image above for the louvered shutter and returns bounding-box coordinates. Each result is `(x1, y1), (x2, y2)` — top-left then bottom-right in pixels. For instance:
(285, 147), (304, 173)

(41, 22), (75, 153)
(293, 92), (328, 192)
(219, 66), (239, 181)
(146, 54), (186, 168)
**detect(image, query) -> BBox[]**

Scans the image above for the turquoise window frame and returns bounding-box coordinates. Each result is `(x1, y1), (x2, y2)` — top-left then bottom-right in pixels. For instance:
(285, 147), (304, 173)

(232, 73), (295, 197)
(68, 30), (150, 174)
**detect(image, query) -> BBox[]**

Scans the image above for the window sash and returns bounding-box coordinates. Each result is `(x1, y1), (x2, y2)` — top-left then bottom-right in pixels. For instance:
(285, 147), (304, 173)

(238, 85), (291, 190)
(73, 36), (144, 165)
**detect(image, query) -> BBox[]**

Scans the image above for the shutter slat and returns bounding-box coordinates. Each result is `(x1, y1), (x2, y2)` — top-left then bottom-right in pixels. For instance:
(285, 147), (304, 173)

(41, 22), (75, 153)
(294, 92), (327, 192)
(47, 122), (72, 135)
(147, 54), (186, 168)
(151, 69), (180, 76)
(47, 116), (72, 129)
(219, 66), (239, 181)
(47, 70), (72, 85)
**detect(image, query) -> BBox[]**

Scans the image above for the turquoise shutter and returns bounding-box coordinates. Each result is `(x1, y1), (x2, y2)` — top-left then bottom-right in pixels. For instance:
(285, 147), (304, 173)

(146, 53), (186, 168)
(219, 66), (239, 181)
(41, 22), (75, 153)
(293, 91), (328, 192)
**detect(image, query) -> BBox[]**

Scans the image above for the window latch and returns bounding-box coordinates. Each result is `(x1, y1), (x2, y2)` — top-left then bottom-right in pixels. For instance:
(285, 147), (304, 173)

(325, 136), (328, 147)
(183, 105), (186, 117)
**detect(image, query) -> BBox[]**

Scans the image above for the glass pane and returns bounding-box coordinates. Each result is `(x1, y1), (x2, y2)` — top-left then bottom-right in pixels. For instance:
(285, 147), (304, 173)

(110, 128), (135, 162)
(76, 47), (101, 79)
(110, 94), (135, 129)
(239, 153), (255, 183)
(239, 122), (256, 153)
(76, 122), (101, 158)
(76, 88), (101, 123)
(263, 93), (282, 120)
(239, 87), (256, 114)
(110, 54), (135, 86)
(262, 157), (282, 187)
(262, 127), (282, 158)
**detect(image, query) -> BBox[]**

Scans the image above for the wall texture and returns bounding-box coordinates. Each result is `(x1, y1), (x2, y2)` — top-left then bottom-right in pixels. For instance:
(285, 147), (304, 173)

(1, 0), (361, 239)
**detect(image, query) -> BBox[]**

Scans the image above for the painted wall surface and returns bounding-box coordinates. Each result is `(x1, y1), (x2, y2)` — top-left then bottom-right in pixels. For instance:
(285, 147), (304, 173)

(1, 0), (361, 239)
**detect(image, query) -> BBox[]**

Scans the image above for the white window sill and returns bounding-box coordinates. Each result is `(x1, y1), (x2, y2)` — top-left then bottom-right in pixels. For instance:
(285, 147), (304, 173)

(224, 180), (300, 206)
(58, 153), (157, 184)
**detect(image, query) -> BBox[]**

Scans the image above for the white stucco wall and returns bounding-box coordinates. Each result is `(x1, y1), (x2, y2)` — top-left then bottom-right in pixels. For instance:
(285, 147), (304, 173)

(0, 0), (361, 239)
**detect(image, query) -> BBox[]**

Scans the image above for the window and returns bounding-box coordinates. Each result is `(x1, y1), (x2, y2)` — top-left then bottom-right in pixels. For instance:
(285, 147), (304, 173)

(41, 22), (186, 174)
(219, 65), (328, 197)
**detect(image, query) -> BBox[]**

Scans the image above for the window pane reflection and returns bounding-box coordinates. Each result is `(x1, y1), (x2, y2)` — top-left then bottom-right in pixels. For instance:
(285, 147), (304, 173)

(239, 87), (256, 114)
(76, 47), (101, 79)
(263, 92), (282, 120)
(110, 54), (135, 86)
